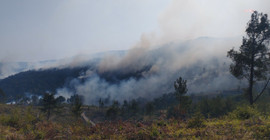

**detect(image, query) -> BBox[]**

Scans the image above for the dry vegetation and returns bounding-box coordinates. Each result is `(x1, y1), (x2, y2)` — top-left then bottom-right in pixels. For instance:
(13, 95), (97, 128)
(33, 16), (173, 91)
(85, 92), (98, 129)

(0, 104), (270, 140)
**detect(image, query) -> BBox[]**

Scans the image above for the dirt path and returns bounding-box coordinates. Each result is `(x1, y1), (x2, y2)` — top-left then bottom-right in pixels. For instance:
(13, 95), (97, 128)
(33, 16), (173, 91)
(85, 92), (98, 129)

(81, 111), (96, 126)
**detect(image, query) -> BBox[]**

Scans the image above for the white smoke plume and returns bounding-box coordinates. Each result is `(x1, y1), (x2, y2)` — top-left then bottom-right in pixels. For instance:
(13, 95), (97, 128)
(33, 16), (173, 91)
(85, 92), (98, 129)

(56, 0), (270, 104)
(56, 36), (243, 105)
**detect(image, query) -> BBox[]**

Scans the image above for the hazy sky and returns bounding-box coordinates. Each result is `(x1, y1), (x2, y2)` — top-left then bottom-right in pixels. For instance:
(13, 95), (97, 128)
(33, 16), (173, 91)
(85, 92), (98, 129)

(0, 0), (269, 62)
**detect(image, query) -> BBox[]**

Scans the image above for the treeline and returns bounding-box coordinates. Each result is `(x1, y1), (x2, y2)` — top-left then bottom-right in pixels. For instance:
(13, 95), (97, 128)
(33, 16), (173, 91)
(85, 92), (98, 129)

(0, 67), (88, 101)
(101, 89), (270, 122)
(1, 80), (269, 122)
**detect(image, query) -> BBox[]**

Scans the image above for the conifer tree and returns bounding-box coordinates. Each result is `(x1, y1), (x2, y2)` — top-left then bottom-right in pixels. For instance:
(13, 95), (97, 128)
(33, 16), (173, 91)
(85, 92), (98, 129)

(227, 11), (270, 105)
(41, 92), (56, 120)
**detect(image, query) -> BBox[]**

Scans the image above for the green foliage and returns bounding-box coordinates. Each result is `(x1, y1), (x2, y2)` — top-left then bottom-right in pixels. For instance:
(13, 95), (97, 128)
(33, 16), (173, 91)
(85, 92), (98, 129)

(0, 88), (6, 103)
(196, 96), (234, 118)
(187, 112), (205, 128)
(25, 107), (38, 124)
(106, 100), (120, 120)
(1, 103), (270, 139)
(171, 77), (191, 119)
(55, 96), (65, 105)
(252, 123), (270, 139)
(227, 11), (270, 105)
(153, 93), (178, 110)
(156, 120), (167, 127)
(229, 105), (259, 120)
(145, 102), (154, 115)
(150, 126), (160, 138)
(70, 94), (83, 118)
(130, 99), (139, 116)
(167, 96), (191, 119)
(40, 92), (57, 120)
(174, 77), (187, 101)
(0, 67), (87, 99)
(227, 11), (270, 80)
(0, 106), (39, 133)
(0, 109), (20, 127)
(120, 100), (129, 119)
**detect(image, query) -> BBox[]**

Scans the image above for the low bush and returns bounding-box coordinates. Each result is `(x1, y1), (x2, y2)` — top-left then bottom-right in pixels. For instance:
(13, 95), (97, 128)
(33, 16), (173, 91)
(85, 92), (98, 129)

(0, 110), (20, 127)
(229, 105), (259, 120)
(187, 112), (205, 128)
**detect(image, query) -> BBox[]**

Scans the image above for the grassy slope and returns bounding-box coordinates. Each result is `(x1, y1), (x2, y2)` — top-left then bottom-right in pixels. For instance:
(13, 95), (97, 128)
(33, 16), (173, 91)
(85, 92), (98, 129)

(0, 104), (270, 140)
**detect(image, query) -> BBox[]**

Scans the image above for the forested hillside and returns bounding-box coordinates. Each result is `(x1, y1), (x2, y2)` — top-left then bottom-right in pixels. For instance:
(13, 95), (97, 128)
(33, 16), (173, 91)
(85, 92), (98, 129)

(0, 67), (88, 100)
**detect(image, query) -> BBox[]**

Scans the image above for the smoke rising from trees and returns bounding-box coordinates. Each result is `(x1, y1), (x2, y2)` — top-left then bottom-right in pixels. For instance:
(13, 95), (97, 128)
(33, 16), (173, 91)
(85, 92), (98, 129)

(56, 37), (244, 105)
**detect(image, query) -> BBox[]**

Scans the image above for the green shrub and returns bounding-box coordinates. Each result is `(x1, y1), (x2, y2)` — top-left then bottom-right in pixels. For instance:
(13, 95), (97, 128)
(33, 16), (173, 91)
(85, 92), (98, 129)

(196, 96), (235, 118)
(252, 124), (270, 139)
(0, 110), (20, 127)
(157, 120), (167, 126)
(150, 127), (160, 138)
(187, 112), (205, 128)
(167, 103), (190, 119)
(229, 105), (259, 120)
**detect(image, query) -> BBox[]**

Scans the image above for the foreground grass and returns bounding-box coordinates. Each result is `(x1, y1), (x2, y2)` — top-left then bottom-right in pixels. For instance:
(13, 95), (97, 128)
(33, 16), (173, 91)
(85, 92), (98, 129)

(0, 104), (270, 139)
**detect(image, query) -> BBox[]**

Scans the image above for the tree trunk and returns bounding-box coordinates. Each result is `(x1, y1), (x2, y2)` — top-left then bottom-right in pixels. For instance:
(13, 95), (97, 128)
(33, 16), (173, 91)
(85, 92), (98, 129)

(249, 41), (255, 105)
(248, 69), (254, 105)
(47, 104), (51, 120)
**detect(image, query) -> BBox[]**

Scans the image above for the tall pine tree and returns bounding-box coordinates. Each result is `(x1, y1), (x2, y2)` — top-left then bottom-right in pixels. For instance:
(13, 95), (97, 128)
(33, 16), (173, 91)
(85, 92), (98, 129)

(227, 11), (270, 105)
(41, 92), (57, 120)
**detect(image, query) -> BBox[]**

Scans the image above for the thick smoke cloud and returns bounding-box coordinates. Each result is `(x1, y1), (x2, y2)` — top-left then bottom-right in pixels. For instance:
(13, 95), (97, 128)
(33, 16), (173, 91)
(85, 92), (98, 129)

(57, 37), (243, 105)
(0, 62), (22, 79)
(156, 0), (270, 44)
(56, 0), (270, 104)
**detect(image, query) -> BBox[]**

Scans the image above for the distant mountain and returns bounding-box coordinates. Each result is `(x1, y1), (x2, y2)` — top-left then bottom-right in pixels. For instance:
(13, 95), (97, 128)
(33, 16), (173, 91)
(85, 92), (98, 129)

(0, 60), (57, 79)
(0, 37), (244, 103)
(0, 50), (127, 80)
(0, 50), (129, 101)
(0, 67), (86, 100)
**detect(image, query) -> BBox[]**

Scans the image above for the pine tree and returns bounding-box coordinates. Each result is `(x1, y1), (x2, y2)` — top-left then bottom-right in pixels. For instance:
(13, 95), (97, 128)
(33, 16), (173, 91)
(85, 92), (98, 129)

(173, 77), (191, 118)
(0, 88), (6, 103)
(41, 92), (57, 120)
(71, 94), (83, 118)
(227, 11), (270, 105)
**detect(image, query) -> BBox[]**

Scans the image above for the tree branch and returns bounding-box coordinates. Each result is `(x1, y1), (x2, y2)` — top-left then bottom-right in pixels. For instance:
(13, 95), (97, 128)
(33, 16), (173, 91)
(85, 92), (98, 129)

(253, 78), (270, 103)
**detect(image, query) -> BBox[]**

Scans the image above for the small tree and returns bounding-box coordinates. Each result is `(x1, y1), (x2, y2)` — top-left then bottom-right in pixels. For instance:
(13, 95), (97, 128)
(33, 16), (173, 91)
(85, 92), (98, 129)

(98, 98), (104, 108)
(121, 100), (129, 119)
(130, 99), (139, 116)
(174, 77), (188, 101)
(173, 77), (191, 118)
(227, 11), (270, 105)
(106, 100), (120, 120)
(70, 94), (83, 118)
(145, 102), (154, 115)
(56, 96), (66, 105)
(41, 92), (57, 120)
(0, 89), (6, 103)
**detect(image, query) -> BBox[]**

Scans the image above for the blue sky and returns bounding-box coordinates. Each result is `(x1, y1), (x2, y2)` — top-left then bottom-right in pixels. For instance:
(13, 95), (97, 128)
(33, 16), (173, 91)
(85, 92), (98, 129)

(0, 0), (269, 62)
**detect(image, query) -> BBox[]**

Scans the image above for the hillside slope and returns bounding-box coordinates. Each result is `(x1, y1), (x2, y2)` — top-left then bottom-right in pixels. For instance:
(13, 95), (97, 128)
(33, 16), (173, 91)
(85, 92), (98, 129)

(0, 67), (87, 99)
